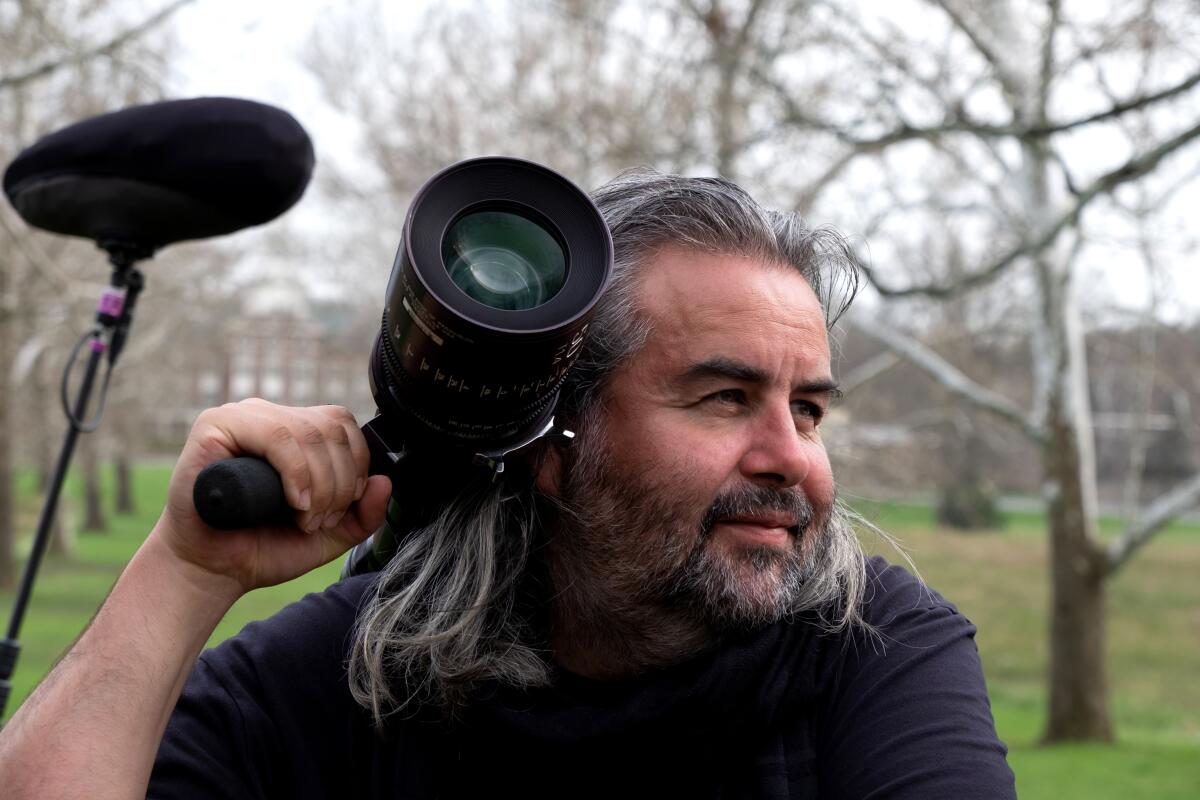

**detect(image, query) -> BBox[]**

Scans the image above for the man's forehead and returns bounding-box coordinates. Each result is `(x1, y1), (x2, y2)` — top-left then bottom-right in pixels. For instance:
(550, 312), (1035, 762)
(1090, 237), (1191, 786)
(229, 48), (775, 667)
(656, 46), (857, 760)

(637, 247), (827, 333)
(633, 246), (832, 374)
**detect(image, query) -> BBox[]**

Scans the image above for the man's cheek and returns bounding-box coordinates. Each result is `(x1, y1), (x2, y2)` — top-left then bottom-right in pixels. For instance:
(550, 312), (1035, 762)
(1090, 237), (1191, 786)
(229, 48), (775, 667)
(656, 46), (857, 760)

(622, 432), (717, 487)
(804, 451), (836, 512)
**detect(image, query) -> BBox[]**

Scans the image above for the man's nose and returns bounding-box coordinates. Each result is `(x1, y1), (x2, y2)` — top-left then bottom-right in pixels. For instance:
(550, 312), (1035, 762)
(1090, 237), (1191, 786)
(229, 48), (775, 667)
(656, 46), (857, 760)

(738, 402), (811, 489)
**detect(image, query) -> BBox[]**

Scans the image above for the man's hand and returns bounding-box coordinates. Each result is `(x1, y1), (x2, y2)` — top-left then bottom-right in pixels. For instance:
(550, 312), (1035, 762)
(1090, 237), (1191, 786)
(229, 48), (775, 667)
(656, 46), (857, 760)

(0, 399), (391, 800)
(155, 398), (392, 596)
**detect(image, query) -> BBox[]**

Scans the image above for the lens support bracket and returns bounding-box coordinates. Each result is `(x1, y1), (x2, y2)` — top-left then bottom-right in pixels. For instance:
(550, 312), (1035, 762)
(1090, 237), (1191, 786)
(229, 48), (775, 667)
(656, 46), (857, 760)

(470, 415), (575, 478)
(361, 407), (574, 483)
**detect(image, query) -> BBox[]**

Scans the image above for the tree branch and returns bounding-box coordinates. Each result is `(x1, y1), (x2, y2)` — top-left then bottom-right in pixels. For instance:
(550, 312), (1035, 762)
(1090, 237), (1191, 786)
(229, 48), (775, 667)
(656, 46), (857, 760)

(840, 351), (901, 395)
(734, 0), (770, 54)
(1036, 0), (1062, 122)
(826, 12), (952, 109)
(768, 65), (1200, 150)
(1072, 114), (1200, 203)
(1033, 67), (1200, 136)
(926, 0), (1025, 101)
(861, 115), (1200, 298)
(1106, 471), (1200, 574)
(792, 149), (858, 209)
(851, 316), (1045, 443)
(0, 0), (194, 91)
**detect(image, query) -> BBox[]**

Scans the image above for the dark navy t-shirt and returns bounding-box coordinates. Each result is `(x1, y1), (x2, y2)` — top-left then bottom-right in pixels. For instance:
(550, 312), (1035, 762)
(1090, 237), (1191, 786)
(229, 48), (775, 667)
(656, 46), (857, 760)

(149, 557), (1016, 798)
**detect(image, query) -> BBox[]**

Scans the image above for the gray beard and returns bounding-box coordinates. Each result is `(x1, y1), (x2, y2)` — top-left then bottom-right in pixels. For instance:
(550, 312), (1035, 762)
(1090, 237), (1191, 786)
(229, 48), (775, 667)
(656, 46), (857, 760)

(663, 480), (821, 630)
(547, 423), (835, 638)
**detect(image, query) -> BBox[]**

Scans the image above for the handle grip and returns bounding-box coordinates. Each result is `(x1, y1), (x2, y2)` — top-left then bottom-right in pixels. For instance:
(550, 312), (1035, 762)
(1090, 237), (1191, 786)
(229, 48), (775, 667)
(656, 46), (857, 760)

(193, 457), (293, 530)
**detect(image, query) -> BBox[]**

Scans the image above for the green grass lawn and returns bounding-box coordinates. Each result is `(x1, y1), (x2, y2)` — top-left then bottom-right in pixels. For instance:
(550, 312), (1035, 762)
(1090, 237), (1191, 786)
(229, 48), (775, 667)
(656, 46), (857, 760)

(3, 468), (1198, 797)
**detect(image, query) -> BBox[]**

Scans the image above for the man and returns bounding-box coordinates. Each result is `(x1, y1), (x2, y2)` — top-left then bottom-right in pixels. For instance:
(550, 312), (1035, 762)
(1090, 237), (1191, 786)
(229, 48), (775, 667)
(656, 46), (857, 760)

(0, 170), (1016, 798)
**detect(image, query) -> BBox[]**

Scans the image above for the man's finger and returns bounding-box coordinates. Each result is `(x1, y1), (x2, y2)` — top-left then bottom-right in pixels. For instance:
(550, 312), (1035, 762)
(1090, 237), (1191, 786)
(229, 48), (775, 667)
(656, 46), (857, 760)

(317, 412), (359, 530)
(196, 404), (313, 514)
(336, 475), (392, 542)
(287, 412), (338, 532)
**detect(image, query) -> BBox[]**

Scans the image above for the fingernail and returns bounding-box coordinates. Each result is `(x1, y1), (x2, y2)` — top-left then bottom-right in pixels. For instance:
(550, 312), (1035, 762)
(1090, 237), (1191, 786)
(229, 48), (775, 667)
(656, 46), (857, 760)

(324, 511), (345, 530)
(306, 514), (324, 533)
(354, 478), (365, 501)
(298, 489), (312, 511)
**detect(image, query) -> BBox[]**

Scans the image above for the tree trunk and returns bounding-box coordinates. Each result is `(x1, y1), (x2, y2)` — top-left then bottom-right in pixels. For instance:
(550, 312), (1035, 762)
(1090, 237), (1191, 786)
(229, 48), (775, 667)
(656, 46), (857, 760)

(47, 496), (76, 557)
(0, 276), (13, 589)
(81, 436), (107, 533)
(1020, 89), (1115, 739)
(1034, 258), (1115, 742)
(0, 366), (13, 589)
(1041, 411), (1113, 742)
(936, 426), (1000, 530)
(38, 449), (51, 491)
(115, 452), (134, 515)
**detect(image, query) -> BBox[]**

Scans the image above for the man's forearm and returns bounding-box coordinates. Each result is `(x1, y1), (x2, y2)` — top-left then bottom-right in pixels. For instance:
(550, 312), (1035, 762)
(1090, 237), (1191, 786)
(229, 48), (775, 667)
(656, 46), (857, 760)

(0, 529), (242, 800)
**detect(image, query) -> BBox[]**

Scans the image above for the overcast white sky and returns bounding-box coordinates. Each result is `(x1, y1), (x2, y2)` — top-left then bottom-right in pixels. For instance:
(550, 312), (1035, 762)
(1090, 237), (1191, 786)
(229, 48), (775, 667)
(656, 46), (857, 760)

(171, 0), (348, 134)
(166, 0), (1200, 323)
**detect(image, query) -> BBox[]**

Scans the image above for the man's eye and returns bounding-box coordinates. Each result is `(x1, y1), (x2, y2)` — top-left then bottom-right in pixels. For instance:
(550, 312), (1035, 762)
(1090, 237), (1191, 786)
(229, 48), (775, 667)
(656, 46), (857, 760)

(792, 400), (824, 423)
(706, 389), (746, 406)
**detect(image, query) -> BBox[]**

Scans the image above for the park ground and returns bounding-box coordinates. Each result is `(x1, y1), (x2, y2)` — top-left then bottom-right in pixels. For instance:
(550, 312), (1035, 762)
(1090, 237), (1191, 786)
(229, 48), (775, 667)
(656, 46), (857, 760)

(3, 464), (1198, 798)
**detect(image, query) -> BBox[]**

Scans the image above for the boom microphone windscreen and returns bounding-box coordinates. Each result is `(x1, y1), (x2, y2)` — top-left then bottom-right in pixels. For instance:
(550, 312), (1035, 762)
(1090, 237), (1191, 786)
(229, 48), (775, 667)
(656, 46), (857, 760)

(3, 97), (315, 250)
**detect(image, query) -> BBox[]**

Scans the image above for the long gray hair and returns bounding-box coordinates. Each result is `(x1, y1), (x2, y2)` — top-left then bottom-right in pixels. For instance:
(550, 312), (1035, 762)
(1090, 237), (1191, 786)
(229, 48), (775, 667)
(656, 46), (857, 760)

(348, 169), (866, 724)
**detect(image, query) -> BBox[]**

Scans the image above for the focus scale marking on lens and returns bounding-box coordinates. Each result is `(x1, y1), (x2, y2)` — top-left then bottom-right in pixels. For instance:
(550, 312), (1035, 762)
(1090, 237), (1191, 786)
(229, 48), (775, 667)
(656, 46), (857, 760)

(552, 326), (588, 364)
(401, 296), (444, 346)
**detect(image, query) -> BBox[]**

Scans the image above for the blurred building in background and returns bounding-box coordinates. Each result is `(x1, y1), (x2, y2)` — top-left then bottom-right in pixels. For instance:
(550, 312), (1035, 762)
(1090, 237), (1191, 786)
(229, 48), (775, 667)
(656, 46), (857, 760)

(828, 323), (1200, 510)
(147, 278), (377, 448)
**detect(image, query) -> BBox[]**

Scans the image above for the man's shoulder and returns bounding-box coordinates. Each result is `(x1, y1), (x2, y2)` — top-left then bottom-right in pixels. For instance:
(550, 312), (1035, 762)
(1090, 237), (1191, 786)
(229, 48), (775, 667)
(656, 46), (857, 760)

(200, 572), (378, 677)
(775, 555), (971, 683)
(832, 554), (978, 665)
(859, 553), (963, 626)
(810, 555), (1016, 797)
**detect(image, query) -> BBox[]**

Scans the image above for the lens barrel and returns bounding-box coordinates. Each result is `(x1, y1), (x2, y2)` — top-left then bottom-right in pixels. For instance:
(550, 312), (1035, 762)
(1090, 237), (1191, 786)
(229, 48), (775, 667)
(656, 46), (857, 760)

(372, 157), (612, 450)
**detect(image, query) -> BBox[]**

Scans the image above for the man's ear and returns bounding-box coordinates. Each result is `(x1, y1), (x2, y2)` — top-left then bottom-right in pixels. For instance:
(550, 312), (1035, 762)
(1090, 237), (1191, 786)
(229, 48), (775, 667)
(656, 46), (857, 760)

(534, 443), (564, 497)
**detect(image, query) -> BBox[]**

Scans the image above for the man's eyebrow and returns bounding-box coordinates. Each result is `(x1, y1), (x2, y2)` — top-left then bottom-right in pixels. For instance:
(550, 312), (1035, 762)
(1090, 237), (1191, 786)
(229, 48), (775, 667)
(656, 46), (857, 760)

(807, 380), (844, 403)
(682, 357), (769, 385)
(680, 357), (842, 399)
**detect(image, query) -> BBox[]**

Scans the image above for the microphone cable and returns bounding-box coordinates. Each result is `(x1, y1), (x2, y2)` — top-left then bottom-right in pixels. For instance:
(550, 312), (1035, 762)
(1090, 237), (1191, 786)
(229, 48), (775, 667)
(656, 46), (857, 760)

(60, 326), (116, 433)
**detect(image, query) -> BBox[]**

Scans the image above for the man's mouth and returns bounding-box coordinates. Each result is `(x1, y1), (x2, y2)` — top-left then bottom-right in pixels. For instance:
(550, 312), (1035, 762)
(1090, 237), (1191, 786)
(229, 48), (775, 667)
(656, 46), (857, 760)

(715, 513), (801, 544)
(719, 512), (799, 531)
(699, 484), (815, 544)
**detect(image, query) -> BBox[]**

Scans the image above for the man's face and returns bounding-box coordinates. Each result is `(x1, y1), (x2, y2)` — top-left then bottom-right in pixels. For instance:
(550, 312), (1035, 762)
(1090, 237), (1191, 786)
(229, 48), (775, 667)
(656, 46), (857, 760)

(549, 246), (839, 629)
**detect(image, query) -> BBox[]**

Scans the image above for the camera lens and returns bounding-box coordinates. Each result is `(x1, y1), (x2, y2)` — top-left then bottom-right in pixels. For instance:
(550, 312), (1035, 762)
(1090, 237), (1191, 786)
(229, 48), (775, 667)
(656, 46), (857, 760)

(373, 157), (612, 449)
(442, 209), (566, 310)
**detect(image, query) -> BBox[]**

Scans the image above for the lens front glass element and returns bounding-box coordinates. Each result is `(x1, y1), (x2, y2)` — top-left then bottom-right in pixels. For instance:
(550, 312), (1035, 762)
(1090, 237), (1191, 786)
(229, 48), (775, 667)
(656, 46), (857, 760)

(442, 210), (566, 311)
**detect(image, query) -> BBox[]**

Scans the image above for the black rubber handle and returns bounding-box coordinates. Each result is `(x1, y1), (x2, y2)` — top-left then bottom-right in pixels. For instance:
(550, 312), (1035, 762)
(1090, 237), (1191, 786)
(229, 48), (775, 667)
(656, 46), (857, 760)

(193, 457), (293, 530)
